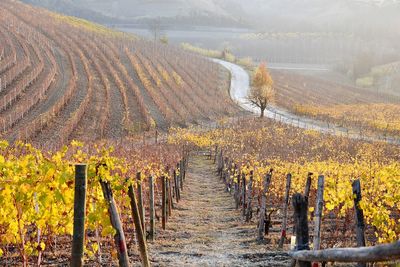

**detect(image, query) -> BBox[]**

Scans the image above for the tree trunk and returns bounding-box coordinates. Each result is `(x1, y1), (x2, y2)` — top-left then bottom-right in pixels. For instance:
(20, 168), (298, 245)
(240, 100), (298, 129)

(260, 108), (265, 118)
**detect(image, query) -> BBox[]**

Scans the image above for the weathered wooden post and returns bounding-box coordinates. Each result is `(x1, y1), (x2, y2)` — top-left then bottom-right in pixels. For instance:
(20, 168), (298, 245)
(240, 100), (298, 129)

(128, 182), (151, 267)
(313, 175), (325, 251)
(182, 158), (187, 181)
(245, 170), (254, 222)
(175, 169), (180, 201)
(293, 193), (311, 267)
(241, 173), (246, 217)
(162, 176), (167, 230)
(258, 170), (272, 241)
(149, 175), (155, 241)
(71, 164), (87, 267)
(217, 149), (223, 176)
(278, 173), (292, 249)
(234, 167), (240, 209)
(213, 145), (218, 164)
(293, 172), (313, 236)
(167, 178), (173, 215)
(100, 181), (129, 267)
(219, 152), (225, 179)
(178, 162), (183, 191)
(353, 179), (366, 267)
(137, 172), (145, 232)
(304, 172), (313, 200)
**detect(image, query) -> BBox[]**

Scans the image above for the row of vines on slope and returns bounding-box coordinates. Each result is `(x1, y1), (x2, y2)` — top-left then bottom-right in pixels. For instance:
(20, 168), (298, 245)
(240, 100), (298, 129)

(169, 118), (400, 246)
(0, 0), (239, 146)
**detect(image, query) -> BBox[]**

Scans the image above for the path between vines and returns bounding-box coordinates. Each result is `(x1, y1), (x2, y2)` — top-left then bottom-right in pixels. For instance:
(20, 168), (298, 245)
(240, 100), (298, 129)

(147, 154), (290, 267)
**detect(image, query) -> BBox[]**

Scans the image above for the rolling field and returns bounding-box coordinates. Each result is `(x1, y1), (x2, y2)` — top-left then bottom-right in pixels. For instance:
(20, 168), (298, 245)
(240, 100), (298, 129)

(271, 69), (400, 137)
(0, 0), (239, 148)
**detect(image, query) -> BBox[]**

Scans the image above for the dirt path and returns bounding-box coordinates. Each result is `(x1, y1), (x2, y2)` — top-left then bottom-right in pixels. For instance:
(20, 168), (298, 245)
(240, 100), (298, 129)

(148, 154), (290, 267)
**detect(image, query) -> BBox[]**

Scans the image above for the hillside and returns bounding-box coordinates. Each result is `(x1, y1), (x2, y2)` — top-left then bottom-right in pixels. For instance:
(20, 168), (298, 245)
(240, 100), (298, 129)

(0, 0), (239, 147)
(22, 0), (400, 35)
(21, 0), (246, 28)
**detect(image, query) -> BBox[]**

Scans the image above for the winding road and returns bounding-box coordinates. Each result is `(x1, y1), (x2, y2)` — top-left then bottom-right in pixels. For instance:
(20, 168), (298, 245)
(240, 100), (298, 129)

(213, 58), (400, 145)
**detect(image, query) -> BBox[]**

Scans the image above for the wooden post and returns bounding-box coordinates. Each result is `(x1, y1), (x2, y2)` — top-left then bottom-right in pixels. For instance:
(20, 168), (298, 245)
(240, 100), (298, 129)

(304, 172), (313, 200)
(71, 164), (87, 267)
(173, 169), (180, 202)
(162, 176), (167, 230)
(234, 169), (240, 209)
(178, 162), (183, 191)
(182, 158), (187, 180)
(226, 162), (232, 193)
(149, 175), (155, 241)
(258, 170), (272, 241)
(167, 178), (173, 215)
(296, 172), (312, 237)
(293, 193), (311, 267)
(217, 149), (223, 176)
(289, 241), (400, 263)
(137, 172), (145, 233)
(245, 171), (254, 222)
(219, 153), (225, 179)
(241, 173), (246, 217)
(278, 173), (292, 248)
(128, 183), (151, 267)
(353, 179), (366, 267)
(313, 175), (325, 251)
(100, 181), (129, 267)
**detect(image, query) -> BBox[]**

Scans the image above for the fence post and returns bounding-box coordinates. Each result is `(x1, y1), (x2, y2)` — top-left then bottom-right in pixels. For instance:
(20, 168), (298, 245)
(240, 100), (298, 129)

(245, 170), (254, 222)
(313, 175), (325, 251)
(304, 172), (313, 200)
(213, 145), (218, 164)
(241, 173), (246, 217)
(149, 175), (155, 241)
(168, 178), (173, 214)
(127, 183), (151, 267)
(100, 181), (129, 267)
(293, 193), (311, 267)
(173, 169), (180, 202)
(234, 167), (240, 209)
(258, 170), (272, 241)
(219, 152), (225, 179)
(162, 176), (167, 230)
(71, 164), (87, 267)
(137, 172), (145, 233)
(179, 162), (184, 191)
(217, 149), (223, 175)
(278, 173), (292, 248)
(353, 179), (366, 267)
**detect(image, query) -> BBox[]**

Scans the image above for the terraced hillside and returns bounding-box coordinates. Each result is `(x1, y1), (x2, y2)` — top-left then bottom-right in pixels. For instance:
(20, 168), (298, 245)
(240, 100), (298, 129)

(0, 0), (239, 148)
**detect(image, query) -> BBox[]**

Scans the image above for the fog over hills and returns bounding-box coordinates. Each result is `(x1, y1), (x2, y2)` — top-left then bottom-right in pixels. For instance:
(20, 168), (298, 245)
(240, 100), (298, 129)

(22, 0), (400, 35)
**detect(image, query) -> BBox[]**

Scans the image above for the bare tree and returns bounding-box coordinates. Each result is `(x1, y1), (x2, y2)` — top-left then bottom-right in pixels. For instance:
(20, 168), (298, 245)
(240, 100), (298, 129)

(147, 17), (165, 43)
(247, 63), (275, 117)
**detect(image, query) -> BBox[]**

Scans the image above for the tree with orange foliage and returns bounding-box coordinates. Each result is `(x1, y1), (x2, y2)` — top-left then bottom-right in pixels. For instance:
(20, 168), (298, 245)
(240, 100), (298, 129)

(247, 63), (275, 117)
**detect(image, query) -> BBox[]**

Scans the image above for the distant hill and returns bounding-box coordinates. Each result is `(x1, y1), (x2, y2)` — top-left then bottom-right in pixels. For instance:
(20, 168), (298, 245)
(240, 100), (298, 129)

(22, 0), (247, 27)
(21, 0), (400, 35)
(22, 0), (120, 24)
